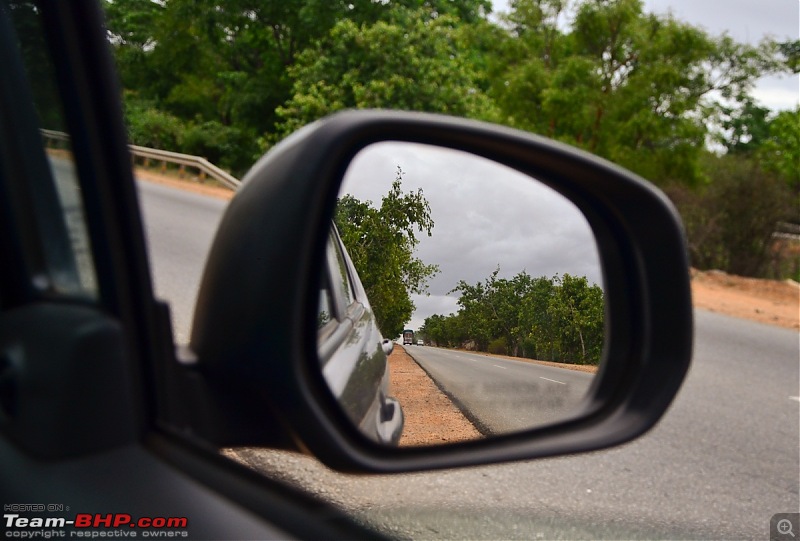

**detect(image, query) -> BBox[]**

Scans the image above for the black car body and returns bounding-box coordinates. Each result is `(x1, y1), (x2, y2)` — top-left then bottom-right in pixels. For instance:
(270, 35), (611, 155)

(317, 228), (403, 445)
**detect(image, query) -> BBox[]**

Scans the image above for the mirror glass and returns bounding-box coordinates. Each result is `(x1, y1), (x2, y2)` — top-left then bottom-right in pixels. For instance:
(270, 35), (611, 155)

(319, 142), (604, 447)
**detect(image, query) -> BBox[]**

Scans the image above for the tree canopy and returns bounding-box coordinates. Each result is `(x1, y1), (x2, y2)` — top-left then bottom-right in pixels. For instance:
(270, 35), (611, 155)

(422, 269), (605, 365)
(335, 169), (439, 338)
(103, 0), (798, 279)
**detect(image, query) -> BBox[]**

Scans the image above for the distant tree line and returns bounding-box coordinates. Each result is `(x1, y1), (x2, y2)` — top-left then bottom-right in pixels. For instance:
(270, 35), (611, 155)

(420, 270), (604, 365)
(103, 0), (798, 278)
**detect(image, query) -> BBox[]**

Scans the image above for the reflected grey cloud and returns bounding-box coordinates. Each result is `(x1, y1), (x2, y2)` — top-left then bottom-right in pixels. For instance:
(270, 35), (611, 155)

(411, 294), (460, 320)
(341, 142), (602, 331)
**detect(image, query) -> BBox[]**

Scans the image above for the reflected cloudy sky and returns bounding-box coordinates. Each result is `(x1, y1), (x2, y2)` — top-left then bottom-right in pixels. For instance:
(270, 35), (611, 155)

(340, 142), (602, 333)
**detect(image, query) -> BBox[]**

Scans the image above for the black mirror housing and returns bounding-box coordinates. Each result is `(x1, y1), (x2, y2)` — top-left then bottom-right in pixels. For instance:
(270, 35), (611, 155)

(188, 110), (693, 473)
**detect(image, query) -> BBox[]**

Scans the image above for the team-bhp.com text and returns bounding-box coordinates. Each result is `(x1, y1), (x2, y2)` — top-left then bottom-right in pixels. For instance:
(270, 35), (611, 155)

(4, 514), (189, 538)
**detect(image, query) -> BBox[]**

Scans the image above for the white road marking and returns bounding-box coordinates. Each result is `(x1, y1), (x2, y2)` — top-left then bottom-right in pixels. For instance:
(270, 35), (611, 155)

(493, 364), (507, 369)
(790, 396), (800, 402)
(540, 376), (566, 385)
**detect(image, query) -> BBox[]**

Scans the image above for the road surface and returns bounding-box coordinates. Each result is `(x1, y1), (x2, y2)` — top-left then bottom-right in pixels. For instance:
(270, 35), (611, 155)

(138, 178), (799, 540)
(405, 346), (593, 433)
(137, 180), (227, 343)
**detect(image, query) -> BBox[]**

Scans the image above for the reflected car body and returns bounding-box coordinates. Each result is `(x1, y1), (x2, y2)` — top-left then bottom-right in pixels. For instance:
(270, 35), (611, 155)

(317, 228), (404, 445)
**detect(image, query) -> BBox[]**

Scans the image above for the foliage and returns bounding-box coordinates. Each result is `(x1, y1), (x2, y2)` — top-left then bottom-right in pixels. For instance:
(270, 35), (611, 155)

(666, 155), (796, 278)
(103, 0), (164, 94)
(123, 96), (185, 151)
(489, 0), (779, 186)
(274, 9), (498, 138)
(777, 39), (800, 74)
(425, 270), (604, 365)
(102, 0), (796, 279)
(180, 121), (259, 177)
(123, 95), (260, 176)
(717, 98), (772, 156)
(104, 0), (787, 186)
(760, 108), (800, 190)
(335, 169), (439, 338)
(487, 337), (508, 355)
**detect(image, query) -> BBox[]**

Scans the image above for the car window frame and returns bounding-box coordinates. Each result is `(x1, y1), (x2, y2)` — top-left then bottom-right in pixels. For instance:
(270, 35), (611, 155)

(0, 7), (89, 308)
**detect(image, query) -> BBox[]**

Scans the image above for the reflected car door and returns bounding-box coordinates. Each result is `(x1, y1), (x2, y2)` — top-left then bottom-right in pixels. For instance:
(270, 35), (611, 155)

(318, 229), (403, 445)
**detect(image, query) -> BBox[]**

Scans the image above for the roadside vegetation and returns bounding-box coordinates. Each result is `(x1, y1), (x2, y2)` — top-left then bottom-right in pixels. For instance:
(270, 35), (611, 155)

(334, 169), (439, 338)
(421, 270), (604, 365)
(104, 0), (799, 285)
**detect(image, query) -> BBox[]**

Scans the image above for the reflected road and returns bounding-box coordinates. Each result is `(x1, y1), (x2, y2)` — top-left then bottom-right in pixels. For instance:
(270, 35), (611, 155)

(405, 346), (593, 433)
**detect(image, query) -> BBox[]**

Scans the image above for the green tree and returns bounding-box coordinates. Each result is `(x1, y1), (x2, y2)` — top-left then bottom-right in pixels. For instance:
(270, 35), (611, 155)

(122, 96), (185, 150)
(274, 9), (498, 138)
(450, 275), (495, 352)
(447, 269), (604, 364)
(422, 312), (470, 348)
(518, 275), (557, 360)
(490, 0), (779, 187)
(717, 98), (772, 155)
(546, 274), (604, 363)
(760, 108), (800, 190)
(103, 0), (164, 92)
(7, 1), (64, 128)
(335, 169), (439, 337)
(777, 39), (800, 74)
(452, 269), (541, 356)
(103, 0), (787, 201)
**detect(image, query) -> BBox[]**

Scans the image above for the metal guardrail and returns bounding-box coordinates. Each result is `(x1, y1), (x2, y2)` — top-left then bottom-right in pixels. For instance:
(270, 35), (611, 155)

(41, 129), (241, 190)
(40, 128), (800, 243)
(774, 222), (800, 241)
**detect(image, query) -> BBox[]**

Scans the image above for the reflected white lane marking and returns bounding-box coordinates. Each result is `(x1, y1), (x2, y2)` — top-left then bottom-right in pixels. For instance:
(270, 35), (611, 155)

(493, 364), (507, 369)
(540, 376), (566, 385)
(790, 396), (800, 402)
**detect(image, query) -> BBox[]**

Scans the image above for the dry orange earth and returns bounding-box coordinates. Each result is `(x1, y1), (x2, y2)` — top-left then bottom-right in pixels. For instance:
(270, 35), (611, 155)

(388, 347), (482, 446)
(690, 268), (799, 330)
(139, 173), (800, 447)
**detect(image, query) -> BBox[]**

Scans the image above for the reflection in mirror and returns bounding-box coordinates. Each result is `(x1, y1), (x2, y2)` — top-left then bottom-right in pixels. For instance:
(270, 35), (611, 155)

(322, 142), (604, 447)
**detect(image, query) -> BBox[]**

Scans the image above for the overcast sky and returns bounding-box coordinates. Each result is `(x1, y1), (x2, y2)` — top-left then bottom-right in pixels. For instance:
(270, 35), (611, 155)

(491, 0), (799, 112)
(340, 142), (601, 332)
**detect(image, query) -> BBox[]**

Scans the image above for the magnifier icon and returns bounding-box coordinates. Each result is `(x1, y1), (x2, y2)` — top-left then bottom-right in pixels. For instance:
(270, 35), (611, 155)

(778, 519), (795, 537)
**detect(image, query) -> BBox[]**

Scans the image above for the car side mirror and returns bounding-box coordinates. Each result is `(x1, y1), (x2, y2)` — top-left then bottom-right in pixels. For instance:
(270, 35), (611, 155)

(188, 110), (693, 473)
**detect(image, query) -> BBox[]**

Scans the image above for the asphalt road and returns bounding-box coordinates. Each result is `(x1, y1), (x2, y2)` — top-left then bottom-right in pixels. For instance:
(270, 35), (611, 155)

(138, 178), (800, 540)
(405, 346), (594, 433)
(137, 180), (227, 343)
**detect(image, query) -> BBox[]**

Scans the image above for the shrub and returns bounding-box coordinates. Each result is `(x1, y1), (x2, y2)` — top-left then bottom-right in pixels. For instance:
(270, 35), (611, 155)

(487, 337), (508, 355)
(179, 121), (258, 177)
(124, 97), (184, 150)
(667, 155), (797, 278)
